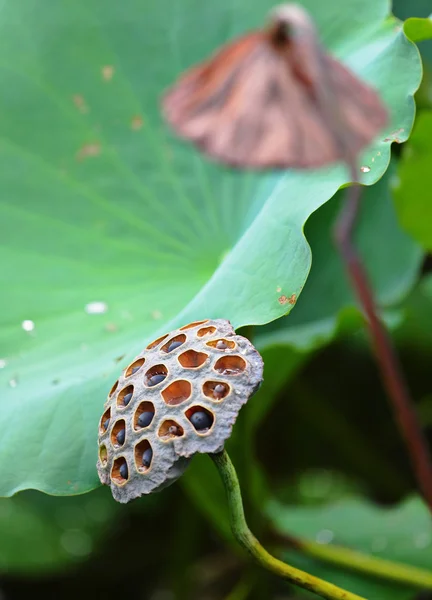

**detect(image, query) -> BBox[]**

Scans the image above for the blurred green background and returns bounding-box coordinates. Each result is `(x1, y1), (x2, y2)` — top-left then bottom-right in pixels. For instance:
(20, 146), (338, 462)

(0, 0), (431, 598)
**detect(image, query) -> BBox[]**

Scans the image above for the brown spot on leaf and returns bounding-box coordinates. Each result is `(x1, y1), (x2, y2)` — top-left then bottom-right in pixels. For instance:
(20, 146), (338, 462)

(72, 94), (89, 114)
(101, 65), (115, 81)
(278, 294), (296, 306)
(76, 142), (101, 161)
(131, 115), (144, 130)
(383, 128), (404, 143)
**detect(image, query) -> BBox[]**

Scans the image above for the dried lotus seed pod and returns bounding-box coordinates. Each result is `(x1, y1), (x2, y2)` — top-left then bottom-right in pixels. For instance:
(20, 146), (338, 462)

(97, 319), (264, 503)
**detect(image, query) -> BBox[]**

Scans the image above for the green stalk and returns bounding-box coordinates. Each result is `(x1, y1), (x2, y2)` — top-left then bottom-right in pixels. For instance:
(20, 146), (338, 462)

(210, 449), (366, 600)
(224, 576), (252, 600)
(210, 449), (432, 598)
(287, 537), (432, 588)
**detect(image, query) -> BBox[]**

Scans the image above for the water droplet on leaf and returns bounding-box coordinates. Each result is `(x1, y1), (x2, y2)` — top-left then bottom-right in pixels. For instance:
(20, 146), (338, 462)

(21, 320), (35, 332)
(315, 529), (334, 544)
(85, 302), (108, 314)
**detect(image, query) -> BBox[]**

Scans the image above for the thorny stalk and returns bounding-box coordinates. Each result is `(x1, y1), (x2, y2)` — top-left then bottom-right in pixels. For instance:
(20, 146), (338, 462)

(334, 162), (432, 512)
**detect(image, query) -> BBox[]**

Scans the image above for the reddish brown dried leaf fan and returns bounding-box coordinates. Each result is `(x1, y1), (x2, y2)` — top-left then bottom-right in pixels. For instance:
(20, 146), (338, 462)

(162, 4), (388, 169)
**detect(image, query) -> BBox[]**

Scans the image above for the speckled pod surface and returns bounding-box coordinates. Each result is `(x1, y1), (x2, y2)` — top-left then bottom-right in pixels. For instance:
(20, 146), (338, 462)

(97, 319), (264, 503)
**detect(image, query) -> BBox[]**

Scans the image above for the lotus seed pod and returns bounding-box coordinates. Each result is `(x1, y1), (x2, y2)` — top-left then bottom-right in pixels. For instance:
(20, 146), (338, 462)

(97, 319), (264, 503)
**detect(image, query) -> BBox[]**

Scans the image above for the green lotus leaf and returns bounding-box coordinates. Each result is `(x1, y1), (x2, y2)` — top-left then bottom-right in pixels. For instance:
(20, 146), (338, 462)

(269, 496), (432, 599)
(0, 0), (422, 495)
(394, 111), (432, 251)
